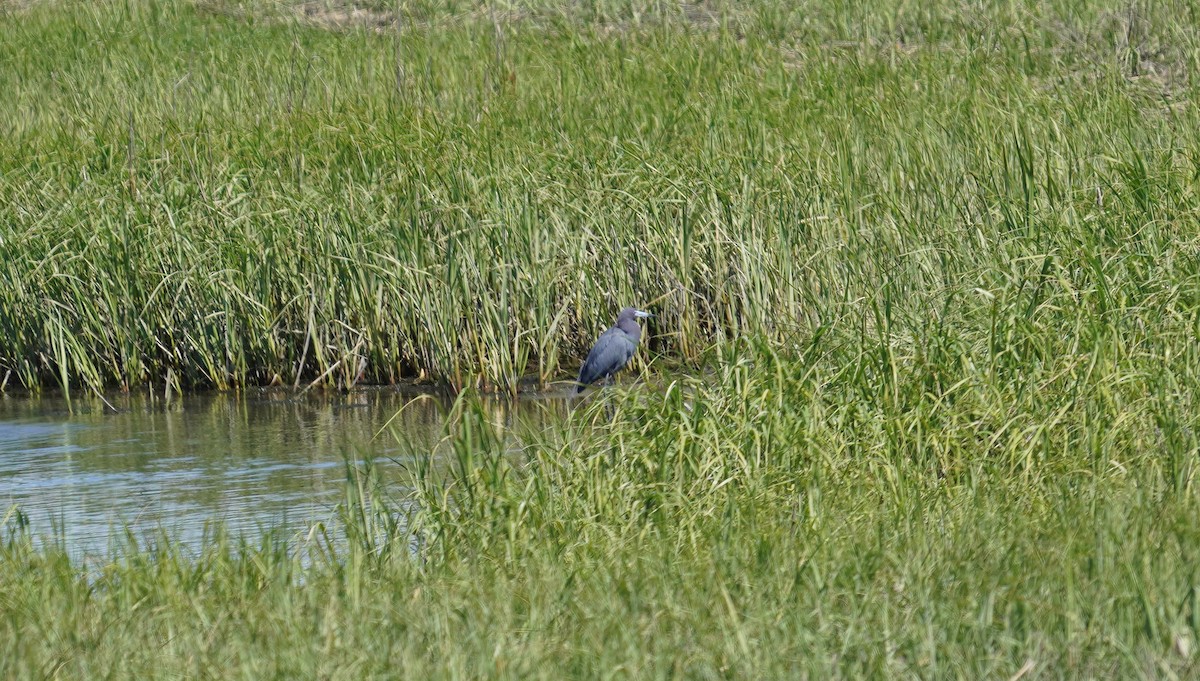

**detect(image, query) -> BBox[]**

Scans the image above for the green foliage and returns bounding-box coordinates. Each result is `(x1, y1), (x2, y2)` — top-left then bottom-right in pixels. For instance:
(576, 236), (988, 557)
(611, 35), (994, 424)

(4, 0), (1200, 393)
(3, 0), (1200, 677)
(3, 337), (1199, 677)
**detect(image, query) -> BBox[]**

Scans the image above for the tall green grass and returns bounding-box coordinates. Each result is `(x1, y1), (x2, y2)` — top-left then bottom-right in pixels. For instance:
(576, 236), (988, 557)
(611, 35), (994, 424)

(3, 335), (1199, 677)
(4, 1), (1200, 677)
(3, 0), (1199, 393)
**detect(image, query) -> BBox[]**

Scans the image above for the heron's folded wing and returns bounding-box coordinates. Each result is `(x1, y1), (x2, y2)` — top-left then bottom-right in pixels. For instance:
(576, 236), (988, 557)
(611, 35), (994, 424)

(578, 329), (636, 385)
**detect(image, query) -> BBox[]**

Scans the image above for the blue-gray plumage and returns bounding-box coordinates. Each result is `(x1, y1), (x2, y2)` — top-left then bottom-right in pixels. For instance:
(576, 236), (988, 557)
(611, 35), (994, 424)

(576, 307), (653, 393)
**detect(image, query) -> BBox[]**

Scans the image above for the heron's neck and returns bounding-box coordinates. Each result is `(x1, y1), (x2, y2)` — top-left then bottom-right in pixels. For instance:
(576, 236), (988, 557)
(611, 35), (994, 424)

(617, 319), (642, 342)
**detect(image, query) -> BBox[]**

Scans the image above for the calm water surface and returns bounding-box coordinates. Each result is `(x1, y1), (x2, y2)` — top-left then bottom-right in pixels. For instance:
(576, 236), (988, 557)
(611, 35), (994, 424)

(0, 389), (571, 557)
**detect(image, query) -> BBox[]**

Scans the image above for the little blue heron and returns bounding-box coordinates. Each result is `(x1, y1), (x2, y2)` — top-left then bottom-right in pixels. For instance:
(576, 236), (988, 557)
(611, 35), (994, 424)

(576, 307), (653, 393)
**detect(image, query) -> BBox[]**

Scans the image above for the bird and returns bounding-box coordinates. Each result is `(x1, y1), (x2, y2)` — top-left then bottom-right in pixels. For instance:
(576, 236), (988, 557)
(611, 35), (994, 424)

(576, 307), (653, 393)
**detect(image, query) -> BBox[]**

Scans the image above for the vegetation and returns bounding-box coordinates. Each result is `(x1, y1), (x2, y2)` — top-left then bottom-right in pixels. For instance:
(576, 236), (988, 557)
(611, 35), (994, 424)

(3, 0), (1198, 393)
(4, 338), (1200, 678)
(3, 0), (1200, 677)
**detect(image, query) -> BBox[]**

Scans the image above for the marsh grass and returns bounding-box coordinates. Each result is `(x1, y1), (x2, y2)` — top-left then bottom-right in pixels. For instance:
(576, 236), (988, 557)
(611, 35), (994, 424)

(3, 336), (1200, 678)
(4, 0), (1200, 393)
(4, 0), (1200, 676)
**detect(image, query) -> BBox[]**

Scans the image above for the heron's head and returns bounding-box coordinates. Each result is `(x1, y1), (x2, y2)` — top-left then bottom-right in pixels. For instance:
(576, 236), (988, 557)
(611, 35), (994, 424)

(617, 307), (654, 323)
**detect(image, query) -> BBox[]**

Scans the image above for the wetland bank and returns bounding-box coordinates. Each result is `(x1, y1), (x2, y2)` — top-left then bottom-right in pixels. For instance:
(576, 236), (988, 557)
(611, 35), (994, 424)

(3, 0), (1200, 677)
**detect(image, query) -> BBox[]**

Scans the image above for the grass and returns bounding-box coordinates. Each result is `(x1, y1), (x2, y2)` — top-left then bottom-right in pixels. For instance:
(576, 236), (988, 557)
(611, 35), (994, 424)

(3, 338), (1199, 678)
(3, 0), (1199, 393)
(2, 0), (1200, 677)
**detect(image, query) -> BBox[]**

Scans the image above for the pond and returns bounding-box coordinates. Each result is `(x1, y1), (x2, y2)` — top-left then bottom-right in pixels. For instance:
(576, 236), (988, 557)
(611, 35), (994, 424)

(0, 389), (573, 558)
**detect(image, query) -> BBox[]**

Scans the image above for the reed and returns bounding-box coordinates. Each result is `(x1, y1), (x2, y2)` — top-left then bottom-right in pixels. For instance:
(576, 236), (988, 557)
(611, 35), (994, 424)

(3, 333), (1199, 677)
(3, 0), (1198, 394)
(3, 2), (1200, 677)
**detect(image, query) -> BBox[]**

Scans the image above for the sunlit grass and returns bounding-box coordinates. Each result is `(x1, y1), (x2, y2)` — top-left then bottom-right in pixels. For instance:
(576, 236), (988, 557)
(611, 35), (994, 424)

(3, 0), (1200, 677)
(3, 0), (1199, 394)
(3, 336), (1199, 677)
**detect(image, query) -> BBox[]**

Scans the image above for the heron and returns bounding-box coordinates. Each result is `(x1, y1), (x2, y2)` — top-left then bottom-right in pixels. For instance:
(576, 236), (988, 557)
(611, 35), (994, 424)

(576, 306), (653, 393)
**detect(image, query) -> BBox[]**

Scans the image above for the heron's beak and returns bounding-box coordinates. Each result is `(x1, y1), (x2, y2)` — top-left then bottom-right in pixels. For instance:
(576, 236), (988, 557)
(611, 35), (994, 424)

(634, 310), (654, 319)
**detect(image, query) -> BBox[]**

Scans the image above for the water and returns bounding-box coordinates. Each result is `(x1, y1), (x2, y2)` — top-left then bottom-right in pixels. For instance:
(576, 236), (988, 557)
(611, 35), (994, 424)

(0, 389), (572, 558)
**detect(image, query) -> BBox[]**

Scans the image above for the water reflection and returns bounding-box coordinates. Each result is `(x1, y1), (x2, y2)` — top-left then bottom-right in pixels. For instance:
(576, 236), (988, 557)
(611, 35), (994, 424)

(0, 388), (573, 558)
